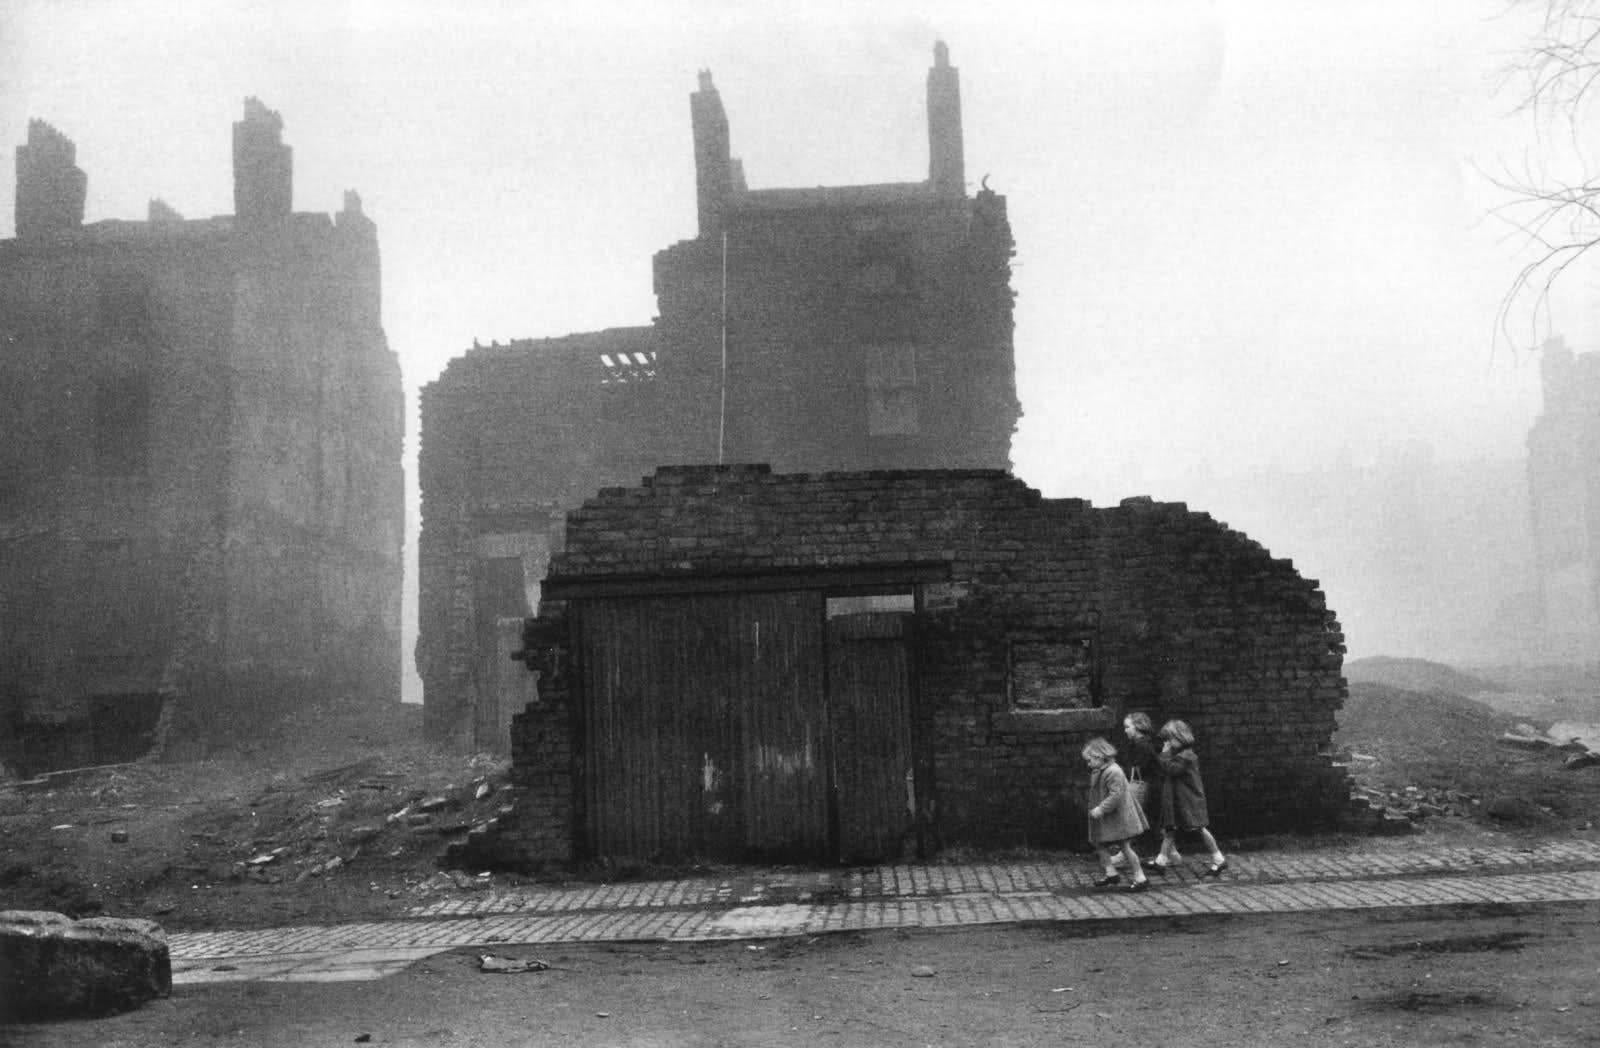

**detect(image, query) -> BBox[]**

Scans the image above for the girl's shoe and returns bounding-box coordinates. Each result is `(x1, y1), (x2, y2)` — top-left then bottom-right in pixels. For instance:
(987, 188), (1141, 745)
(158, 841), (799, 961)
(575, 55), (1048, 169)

(1140, 858), (1169, 874)
(1205, 858), (1229, 878)
(1092, 874), (1121, 888)
(1124, 879), (1150, 893)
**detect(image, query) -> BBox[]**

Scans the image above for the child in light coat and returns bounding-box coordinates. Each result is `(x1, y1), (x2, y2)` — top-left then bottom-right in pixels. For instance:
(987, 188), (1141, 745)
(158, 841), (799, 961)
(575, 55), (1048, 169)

(1083, 736), (1150, 892)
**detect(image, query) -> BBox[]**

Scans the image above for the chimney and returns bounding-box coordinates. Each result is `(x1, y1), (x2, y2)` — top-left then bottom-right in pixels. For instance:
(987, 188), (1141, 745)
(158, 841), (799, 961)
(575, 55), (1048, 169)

(927, 41), (965, 198)
(15, 120), (87, 238)
(233, 97), (292, 226)
(691, 71), (733, 237)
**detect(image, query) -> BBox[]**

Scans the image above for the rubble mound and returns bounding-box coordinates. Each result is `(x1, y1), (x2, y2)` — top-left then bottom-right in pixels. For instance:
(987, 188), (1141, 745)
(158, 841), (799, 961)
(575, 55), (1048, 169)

(1335, 674), (1600, 830)
(1337, 682), (1514, 764)
(1344, 657), (1506, 698)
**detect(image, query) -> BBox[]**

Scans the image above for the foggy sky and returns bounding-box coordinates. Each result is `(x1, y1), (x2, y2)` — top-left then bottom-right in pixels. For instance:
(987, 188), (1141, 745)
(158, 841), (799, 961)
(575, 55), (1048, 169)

(3, 1), (1581, 673)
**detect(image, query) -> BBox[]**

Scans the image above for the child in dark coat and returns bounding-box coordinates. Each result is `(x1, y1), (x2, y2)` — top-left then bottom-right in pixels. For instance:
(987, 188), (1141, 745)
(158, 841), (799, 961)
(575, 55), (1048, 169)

(1082, 736), (1150, 892)
(1153, 719), (1228, 877)
(1120, 711), (1179, 870)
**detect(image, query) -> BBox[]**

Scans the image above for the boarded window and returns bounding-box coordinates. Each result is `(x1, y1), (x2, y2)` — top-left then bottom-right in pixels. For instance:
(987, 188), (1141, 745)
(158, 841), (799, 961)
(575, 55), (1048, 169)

(93, 376), (151, 476)
(1010, 640), (1097, 710)
(866, 344), (918, 436)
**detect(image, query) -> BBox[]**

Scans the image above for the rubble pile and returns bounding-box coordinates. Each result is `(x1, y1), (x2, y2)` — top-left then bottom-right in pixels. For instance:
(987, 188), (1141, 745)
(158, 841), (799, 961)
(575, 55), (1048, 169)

(218, 756), (513, 888)
(1496, 724), (1600, 771)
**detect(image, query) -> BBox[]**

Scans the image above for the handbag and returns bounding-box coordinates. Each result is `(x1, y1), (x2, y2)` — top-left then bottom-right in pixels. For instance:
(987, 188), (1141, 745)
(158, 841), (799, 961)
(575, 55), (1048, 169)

(1126, 766), (1149, 811)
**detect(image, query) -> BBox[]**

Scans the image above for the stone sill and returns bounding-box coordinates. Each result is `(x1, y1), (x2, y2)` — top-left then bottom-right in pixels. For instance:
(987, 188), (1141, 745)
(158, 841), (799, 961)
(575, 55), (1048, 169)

(991, 707), (1115, 734)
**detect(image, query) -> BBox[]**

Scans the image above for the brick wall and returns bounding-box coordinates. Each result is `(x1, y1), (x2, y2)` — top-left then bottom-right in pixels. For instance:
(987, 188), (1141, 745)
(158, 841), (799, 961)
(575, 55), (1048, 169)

(465, 465), (1350, 869)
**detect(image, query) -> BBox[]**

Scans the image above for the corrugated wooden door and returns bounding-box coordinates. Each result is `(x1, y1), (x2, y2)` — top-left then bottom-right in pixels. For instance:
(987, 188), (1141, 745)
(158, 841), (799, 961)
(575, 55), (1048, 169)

(574, 590), (828, 863)
(826, 610), (915, 863)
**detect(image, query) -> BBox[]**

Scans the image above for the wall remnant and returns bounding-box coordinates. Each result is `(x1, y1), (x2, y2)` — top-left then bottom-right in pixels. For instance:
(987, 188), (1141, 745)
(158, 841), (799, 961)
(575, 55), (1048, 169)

(455, 465), (1350, 869)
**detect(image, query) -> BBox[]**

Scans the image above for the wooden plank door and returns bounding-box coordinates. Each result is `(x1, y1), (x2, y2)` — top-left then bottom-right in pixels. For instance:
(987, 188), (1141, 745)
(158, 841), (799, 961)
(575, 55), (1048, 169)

(574, 590), (829, 864)
(826, 608), (916, 863)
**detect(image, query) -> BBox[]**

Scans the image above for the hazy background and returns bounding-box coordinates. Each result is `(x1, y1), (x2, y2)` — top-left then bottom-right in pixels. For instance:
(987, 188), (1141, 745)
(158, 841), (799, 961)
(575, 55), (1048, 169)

(4, 0), (1588, 697)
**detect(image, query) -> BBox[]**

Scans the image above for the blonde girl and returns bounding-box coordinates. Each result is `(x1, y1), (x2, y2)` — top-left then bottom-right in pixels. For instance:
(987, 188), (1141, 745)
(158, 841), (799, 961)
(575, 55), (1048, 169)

(1082, 736), (1150, 892)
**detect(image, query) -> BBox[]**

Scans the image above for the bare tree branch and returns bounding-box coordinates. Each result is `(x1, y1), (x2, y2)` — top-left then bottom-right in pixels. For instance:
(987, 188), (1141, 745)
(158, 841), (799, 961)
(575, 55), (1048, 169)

(1492, 0), (1600, 352)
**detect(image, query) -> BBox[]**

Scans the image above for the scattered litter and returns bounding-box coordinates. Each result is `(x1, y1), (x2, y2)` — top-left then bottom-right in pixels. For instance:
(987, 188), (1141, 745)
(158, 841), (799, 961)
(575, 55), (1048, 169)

(910, 965), (936, 978)
(596, 1011), (611, 1018)
(1050, 987), (1073, 993)
(110, 829), (129, 843)
(50, 824), (72, 830)
(479, 954), (550, 974)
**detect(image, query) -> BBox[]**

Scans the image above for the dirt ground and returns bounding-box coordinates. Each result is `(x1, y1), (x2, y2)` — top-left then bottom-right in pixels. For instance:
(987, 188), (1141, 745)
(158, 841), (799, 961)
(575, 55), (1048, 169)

(7, 902), (1599, 1047)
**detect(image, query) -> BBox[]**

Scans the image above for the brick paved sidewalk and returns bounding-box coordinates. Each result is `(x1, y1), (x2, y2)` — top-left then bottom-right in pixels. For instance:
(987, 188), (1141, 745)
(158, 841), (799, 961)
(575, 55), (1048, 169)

(168, 838), (1600, 985)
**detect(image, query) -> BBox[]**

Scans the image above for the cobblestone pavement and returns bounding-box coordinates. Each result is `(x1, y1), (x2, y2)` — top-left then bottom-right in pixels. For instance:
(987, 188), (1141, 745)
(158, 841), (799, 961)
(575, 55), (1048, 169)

(169, 838), (1600, 984)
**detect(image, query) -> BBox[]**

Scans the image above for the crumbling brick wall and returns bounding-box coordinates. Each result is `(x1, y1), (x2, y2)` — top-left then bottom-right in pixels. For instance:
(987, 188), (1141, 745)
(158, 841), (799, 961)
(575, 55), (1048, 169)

(467, 465), (1349, 868)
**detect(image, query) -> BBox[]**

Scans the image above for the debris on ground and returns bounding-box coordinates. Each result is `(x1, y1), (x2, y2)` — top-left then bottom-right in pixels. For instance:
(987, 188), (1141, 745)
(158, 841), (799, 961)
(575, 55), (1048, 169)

(478, 954), (551, 973)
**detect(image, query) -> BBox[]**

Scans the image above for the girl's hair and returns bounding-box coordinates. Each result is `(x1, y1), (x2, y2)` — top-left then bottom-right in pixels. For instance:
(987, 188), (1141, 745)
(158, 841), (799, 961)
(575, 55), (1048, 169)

(1082, 736), (1117, 763)
(1160, 719), (1195, 747)
(1124, 711), (1153, 734)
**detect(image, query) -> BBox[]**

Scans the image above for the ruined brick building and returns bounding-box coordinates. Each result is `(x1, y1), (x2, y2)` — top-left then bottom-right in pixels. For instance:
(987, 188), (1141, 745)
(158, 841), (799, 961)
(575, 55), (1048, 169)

(422, 44), (1353, 864)
(419, 44), (1019, 748)
(0, 101), (405, 773)
(1527, 337), (1600, 657)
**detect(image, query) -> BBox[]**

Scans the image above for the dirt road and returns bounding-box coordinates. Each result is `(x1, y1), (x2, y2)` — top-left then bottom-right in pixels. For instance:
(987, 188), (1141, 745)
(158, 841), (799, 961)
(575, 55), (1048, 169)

(8, 900), (1597, 1047)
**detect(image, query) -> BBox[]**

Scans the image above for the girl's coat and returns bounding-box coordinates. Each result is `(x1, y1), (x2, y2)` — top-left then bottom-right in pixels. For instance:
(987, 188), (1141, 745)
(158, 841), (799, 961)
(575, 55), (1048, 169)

(1157, 743), (1211, 830)
(1086, 762), (1149, 844)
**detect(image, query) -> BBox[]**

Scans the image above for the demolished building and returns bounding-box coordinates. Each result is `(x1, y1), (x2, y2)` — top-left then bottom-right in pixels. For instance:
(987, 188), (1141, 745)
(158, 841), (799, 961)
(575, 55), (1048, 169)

(419, 44), (1019, 749)
(0, 101), (405, 773)
(1527, 338), (1600, 660)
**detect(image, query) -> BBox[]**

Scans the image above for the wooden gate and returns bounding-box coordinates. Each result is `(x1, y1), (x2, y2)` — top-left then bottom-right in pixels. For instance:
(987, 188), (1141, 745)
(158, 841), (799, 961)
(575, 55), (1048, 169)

(574, 590), (830, 863)
(569, 582), (921, 865)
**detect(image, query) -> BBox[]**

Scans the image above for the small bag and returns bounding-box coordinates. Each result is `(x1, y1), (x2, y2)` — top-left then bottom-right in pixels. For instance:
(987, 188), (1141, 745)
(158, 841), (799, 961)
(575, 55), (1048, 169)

(1126, 767), (1148, 811)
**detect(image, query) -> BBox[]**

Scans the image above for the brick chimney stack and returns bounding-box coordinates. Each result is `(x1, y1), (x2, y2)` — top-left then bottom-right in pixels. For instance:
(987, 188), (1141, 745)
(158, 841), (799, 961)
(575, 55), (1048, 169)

(233, 97), (292, 226)
(927, 41), (965, 198)
(691, 71), (733, 238)
(15, 120), (87, 238)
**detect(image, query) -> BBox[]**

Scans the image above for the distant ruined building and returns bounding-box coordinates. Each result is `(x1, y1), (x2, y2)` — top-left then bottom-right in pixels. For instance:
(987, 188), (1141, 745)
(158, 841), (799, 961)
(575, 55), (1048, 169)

(1527, 337), (1600, 657)
(0, 101), (405, 773)
(419, 44), (1020, 748)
